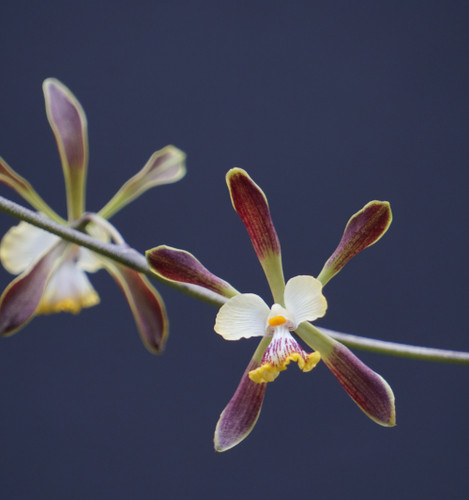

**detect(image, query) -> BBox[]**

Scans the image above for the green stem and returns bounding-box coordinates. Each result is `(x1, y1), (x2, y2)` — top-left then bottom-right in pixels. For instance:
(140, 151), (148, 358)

(0, 194), (468, 365)
(318, 327), (469, 365)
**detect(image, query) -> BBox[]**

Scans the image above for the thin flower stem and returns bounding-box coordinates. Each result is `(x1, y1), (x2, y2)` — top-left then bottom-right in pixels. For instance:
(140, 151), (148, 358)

(318, 327), (469, 365)
(0, 194), (468, 365)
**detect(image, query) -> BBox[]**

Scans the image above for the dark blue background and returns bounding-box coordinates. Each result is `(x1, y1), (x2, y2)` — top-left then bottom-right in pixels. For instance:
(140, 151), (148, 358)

(0, 1), (468, 499)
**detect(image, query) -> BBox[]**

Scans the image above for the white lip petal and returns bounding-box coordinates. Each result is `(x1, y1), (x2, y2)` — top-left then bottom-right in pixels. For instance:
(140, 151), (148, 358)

(283, 275), (327, 325)
(215, 293), (270, 340)
(0, 221), (59, 274)
(38, 255), (100, 314)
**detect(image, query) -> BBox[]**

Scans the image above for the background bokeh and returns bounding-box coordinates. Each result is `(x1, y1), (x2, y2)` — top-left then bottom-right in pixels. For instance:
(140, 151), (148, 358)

(0, 1), (468, 499)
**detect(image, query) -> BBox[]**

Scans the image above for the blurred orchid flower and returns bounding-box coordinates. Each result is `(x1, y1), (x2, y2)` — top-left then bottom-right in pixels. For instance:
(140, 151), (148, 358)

(0, 78), (186, 353)
(147, 167), (395, 450)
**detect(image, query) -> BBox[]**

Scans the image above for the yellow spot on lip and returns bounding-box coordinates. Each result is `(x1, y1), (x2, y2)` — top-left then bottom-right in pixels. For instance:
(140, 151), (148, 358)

(37, 292), (100, 315)
(268, 315), (287, 327)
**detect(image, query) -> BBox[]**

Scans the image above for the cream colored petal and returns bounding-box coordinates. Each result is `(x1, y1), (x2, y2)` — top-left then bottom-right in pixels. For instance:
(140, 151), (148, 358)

(76, 247), (103, 273)
(77, 220), (111, 273)
(37, 254), (100, 314)
(214, 293), (269, 341)
(0, 221), (59, 275)
(284, 275), (327, 326)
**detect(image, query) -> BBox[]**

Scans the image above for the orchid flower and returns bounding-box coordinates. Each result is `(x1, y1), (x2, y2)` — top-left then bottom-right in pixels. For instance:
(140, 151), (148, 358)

(0, 78), (186, 353)
(147, 168), (395, 450)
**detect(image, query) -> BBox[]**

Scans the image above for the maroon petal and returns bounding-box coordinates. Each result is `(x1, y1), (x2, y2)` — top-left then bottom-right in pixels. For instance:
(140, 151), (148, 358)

(97, 146), (186, 219)
(0, 241), (69, 336)
(296, 323), (395, 426)
(226, 168), (285, 300)
(226, 168), (281, 260)
(0, 157), (31, 198)
(214, 358), (267, 452)
(104, 261), (169, 353)
(43, 78), (88, 219)
(318, 201), (392, 285)
(0, 157), (65, 222)
(322, 341), (396, 426)
(146, 245), (238, 298)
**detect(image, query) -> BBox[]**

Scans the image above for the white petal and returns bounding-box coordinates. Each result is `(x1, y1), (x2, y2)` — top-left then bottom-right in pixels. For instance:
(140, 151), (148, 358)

(0, 221), (59, 274)
(284, 275), (327, 325)
(78, 222), (110, 273)
(77, 247), (104, 273)
(38, 254), (100, 314)
(215, 293), (270, 340)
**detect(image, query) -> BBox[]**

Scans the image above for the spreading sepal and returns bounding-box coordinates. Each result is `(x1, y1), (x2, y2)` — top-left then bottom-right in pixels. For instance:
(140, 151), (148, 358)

(322, 341), (396, 426)
(226, 168), (285, 301)
(317, 201), (392, 286)
(103, 260), (169, 353)
(297, 322), (395, 426)
(0, 240), (70, 336)
(147, 245), (238, 298)
(0, 158), (64, 223)
(98, 146), (186, 220)
(214, 358), (267, 452)
(43, 78), (88, 220)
